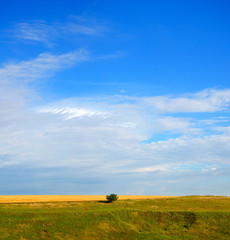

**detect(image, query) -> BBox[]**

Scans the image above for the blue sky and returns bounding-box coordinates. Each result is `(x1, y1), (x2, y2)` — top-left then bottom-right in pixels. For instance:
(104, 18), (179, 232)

(0, 0), (230, 195)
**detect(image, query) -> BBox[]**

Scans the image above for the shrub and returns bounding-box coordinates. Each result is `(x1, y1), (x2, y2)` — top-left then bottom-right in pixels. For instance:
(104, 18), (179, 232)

(106, 194), (118, 203)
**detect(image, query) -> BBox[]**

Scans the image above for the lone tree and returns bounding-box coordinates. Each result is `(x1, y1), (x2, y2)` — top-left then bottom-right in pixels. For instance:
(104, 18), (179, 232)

(106, 193), (118, 203)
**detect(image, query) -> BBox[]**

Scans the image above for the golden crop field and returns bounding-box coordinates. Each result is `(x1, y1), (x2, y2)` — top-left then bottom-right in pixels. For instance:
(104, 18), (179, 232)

(0, 195), (176, 203)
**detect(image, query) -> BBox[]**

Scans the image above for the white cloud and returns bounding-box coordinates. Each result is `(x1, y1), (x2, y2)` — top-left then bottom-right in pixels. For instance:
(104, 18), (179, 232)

(1, 90), (229, 170)
(131, 165), (170, 173)
(152, 117), (198, 134)
(212, 126), (230, 134)
(0, 49), (89, 136)
(0, 49), (88, 83)
(39, 106), (108, 120)
(0, 82), (230, 194)
(147, 134), (230, 165)
(15, 21), (53, 44)
(143, 88), (230, 113)
(3, 15), (230, 194)
(11, 17), (108, 45)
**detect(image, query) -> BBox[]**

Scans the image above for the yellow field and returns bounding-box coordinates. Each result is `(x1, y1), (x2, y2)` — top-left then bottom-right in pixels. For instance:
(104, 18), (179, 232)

(0, 195), (176, 203)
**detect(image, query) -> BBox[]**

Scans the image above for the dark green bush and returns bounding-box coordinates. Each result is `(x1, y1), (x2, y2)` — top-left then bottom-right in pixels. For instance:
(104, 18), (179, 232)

(106, 194), (118, 202)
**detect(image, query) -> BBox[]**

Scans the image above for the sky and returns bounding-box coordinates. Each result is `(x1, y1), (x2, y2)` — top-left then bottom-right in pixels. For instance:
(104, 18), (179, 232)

(0, 0), (230, 195)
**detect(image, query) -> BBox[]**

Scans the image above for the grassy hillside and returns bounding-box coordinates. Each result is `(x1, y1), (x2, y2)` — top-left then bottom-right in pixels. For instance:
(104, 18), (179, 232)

(0, 196), (229, 239)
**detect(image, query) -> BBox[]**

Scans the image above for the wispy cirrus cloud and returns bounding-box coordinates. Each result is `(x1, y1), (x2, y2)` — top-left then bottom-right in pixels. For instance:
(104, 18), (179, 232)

(40, 106), (108, 120)
(14, 21), (53, 44)
(0, 49), (89, 83)
(10, 17), (108, 46)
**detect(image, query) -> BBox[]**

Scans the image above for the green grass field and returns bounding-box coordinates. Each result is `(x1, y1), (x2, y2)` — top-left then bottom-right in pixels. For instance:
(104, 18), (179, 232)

(0, 196), (229, 239)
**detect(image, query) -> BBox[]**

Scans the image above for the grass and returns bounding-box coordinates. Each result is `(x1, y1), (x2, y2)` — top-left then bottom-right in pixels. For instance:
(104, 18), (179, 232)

(0, 196), (229, 239)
